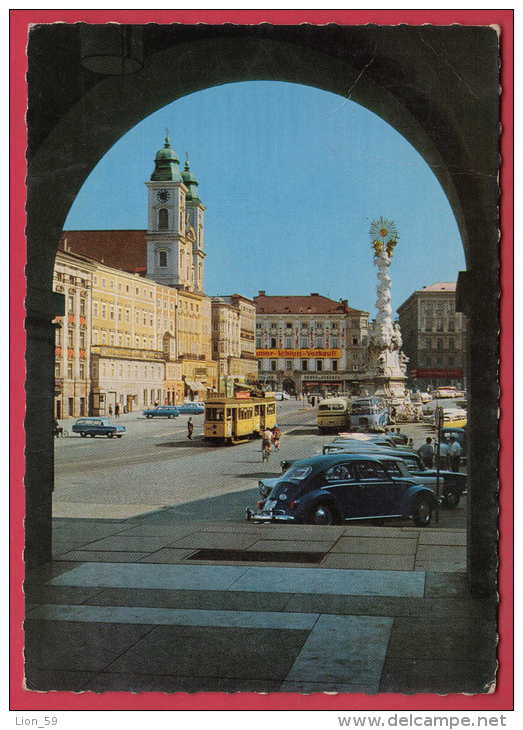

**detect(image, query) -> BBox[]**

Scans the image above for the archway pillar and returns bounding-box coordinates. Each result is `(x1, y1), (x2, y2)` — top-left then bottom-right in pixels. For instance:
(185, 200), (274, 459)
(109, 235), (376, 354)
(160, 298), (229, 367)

(25, 301), (62, 567)
(457, 268), (499, 596)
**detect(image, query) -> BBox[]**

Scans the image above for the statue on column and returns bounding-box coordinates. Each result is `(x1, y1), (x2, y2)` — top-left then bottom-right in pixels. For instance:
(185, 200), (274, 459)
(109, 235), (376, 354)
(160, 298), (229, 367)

(363, 217), (409, 408)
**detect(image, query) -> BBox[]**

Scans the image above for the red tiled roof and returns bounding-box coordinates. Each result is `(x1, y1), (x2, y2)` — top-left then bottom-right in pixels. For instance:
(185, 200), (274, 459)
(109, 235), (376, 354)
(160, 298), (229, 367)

(60, 230), (147, 273)
(254, 293), (366, 315)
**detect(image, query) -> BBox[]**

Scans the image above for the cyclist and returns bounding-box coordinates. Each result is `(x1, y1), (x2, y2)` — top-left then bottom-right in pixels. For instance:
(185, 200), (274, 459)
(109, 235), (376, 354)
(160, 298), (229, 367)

(271, 425), (281, 451)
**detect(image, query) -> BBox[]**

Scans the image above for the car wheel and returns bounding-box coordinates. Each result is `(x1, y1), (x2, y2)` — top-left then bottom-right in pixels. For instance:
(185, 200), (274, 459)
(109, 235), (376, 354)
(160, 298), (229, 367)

(308, 503), (337, 526)
(89, 433), (95, 438)
(412, 495), (433, 526)
(80, 432), (87, 438)
(168, 415), (172, 419)
(107, 433), (113, 438)
(146, 415), (152, 419)
(116, 435), (122, 438)
(443, 487), (460, 509)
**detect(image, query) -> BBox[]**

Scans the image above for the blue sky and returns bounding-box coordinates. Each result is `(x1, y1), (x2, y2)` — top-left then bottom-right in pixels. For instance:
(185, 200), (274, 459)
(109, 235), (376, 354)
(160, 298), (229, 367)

(64, 81), (465, 315)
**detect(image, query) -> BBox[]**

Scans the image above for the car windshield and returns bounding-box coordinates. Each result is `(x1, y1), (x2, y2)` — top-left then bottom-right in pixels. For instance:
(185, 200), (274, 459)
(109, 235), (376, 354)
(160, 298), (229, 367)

(281, 465), (312, 482)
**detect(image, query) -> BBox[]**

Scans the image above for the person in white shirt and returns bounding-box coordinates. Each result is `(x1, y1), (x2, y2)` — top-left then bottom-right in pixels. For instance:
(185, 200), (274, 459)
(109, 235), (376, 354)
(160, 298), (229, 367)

(449, 436), (462, 471)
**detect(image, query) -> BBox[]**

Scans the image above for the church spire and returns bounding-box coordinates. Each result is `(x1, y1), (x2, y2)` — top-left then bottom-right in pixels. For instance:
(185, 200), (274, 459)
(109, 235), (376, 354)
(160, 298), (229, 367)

(181, 155), (200, 202)
(150, 134), (183, 182)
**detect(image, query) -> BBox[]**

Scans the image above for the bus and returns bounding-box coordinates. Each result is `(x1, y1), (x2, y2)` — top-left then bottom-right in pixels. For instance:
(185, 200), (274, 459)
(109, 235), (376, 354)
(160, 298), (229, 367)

(348, 396), (389, 430)
(204, 393), (277, 444)
(317, 397), (350, 433)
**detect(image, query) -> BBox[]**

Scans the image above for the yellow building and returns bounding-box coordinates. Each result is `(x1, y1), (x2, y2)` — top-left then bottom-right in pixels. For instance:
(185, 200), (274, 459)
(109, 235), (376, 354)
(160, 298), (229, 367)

(53, 251), (95, 418)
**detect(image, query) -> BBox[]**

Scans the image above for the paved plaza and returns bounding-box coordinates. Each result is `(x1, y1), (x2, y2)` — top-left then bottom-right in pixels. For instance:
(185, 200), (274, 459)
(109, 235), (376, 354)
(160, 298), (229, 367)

(23, 401), (497, 696)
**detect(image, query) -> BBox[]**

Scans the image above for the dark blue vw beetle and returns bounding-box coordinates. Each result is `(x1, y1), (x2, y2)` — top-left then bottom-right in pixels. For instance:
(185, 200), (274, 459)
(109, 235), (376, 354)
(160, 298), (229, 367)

(246, 453), (439, 526)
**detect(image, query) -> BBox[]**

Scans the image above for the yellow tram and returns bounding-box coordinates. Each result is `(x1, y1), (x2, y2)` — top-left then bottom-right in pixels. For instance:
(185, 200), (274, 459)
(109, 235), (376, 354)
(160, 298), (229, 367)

(204, 392), (277, 444)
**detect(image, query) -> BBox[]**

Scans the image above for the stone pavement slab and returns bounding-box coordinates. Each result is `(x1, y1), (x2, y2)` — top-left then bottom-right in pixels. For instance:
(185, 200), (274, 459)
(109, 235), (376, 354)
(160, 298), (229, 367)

(379, 657), (496, 694)
(50, 562), (249, 591)
(229, 566), (425, 597)
(27, 604), (320, 631)
(415, 545), (467, 572)
(320, 554), (415, 571)
(387, 616), (497, 661)
(331, 537), (418, 554)
(104, 625), (309, 681)
(82, 587), (293, 612)
(139, 548), (198, 563)
(247, 539), (335, 553)
(169, 532), (259, 550)
(25, 619), (155, 673)
(418, 531), (467, 546)
(84, 672), (282, 693)
(57, 551), (151, 563)
(284, 614), (393, 692)
(78, 536), (176, 552)
(25, 669), (97, 692)
(116, 524), (211, 538)
(53, 503), (160, 519)
(49, 563), (426, 597)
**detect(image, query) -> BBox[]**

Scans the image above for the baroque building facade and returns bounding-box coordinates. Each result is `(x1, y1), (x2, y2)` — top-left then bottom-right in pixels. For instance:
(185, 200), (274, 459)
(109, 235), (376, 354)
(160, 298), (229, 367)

(53, 251), (95, 419)
(211, 295), (257, 395)
(254, 292), (369, 396)
(54, 136), (259, 416)
(397, 282), (467, 389)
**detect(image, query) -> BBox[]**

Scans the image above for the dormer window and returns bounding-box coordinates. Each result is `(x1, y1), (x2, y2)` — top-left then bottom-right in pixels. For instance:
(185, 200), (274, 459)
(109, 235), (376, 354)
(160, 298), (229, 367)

(159, 250), (168, 267)
(158, 208), (168, 230)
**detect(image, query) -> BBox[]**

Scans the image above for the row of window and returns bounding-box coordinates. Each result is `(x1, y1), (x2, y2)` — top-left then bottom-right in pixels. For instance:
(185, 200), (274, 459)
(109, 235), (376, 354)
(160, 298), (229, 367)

(55, 272), (88, 287)
(56, 329), (87, 348)
(55, 362), (86, 379)
(94, 275), (155, 298)
(420, 337), (459, 351)
(93, 361), (164, 380)
(256, 321), (348, 330)
(266, 359), (339, 372)
(422, 302), (455, 314)
(423, 319), (456, 332)
(256, 336), (349, 348)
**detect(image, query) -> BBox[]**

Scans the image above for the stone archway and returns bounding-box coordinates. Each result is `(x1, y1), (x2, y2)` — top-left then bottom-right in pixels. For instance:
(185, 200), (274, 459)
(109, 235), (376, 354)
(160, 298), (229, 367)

(26, 23), (500, 594)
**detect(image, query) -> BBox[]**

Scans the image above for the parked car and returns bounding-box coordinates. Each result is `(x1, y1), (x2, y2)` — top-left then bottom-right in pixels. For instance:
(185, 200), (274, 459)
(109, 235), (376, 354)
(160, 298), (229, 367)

(274, 391), (291, 401)
(246, 453), (439, 526)
(282, 442), (467, 508)
(143, 406), (180, 419)
(71, 417), (126, 438)
(177, 402), (205, 415)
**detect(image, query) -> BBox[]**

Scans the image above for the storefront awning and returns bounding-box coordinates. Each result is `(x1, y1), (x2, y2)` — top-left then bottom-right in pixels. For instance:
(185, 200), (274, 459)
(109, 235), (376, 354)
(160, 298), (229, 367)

(185, 380), (205, 391)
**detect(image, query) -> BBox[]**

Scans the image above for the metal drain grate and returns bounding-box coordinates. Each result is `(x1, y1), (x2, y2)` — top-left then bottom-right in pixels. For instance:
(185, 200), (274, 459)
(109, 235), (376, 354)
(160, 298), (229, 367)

(187, 548), (325, 564)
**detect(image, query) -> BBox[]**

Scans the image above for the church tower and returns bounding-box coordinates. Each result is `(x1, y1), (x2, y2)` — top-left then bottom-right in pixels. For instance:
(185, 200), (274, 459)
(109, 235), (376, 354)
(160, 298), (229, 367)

(145, 135), (205, 291)
(182, 157), (206, 294)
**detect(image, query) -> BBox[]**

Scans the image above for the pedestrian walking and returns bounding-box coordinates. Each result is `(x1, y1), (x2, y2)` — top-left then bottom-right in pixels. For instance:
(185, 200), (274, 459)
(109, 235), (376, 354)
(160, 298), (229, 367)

(261, 427), (273, 461)
(408, 438), (414, 449)
(272, 426), (281, 451)
(437, 438), (450, 470)
(417, 437), (434, 468)
(449, 436), (462, 471)
(114, 403), (120, 418)
(187, 417), (194, 440)
(108, 405), (113, 417)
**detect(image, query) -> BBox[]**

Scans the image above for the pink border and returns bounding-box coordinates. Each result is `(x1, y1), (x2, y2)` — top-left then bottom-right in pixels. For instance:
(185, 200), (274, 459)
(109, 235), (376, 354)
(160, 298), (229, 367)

(10, 8), (514, 711)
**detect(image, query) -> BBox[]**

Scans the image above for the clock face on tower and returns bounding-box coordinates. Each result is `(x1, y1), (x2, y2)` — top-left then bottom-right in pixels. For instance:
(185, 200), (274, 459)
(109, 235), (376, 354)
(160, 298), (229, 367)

(156, 189), (170, 203)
